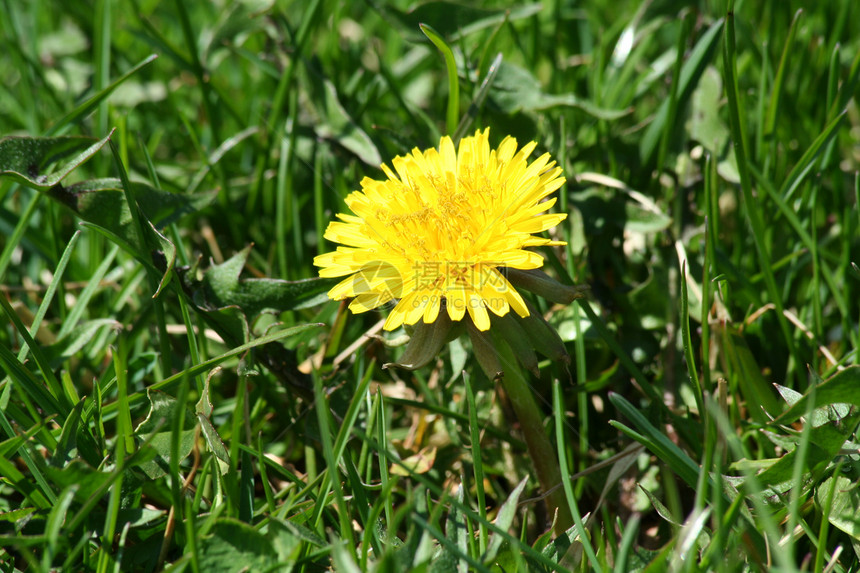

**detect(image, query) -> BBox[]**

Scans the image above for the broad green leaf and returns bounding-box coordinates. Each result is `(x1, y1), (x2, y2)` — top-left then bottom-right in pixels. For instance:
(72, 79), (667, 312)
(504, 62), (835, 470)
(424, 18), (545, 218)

(0, 507), (37, 523)
(773, 366), (860, 425)
(815, 475), (860, 542)
(430, 545), (459, 573)
(774, 383), (850, 427)
(198, 518), (278, 572)
(206, 0), (275, 60)
(0, 132), (112, 189)
(188, 302), (251, 347)
(112, 507), (165, 529)
(686, 65), (740, 178)
(331, 541), (363, 573)
(134, 390), (197, 479)
(625, 202), (673, 234)
(48, 178), (216, 294)
(192, 246), (336, 319)
(390, 446), (437, 476)
(720, 327), (782, 422)
(760, 429), (798, 452)
(267, 518), (301, 568)
(482, 476), (527, 563)
(640, 18), (725, 164)
(51, 398), (101, 468)
(490, 61), (629, 120)
(197, 377), (231, 475)
(313, 79), (382, 166)
(539, 518), (593, 564)
(44, 319), (120, 366)
(44, 461), (113, 502)
(552, 302), (596, 344)
(686, 66), (730, 154)
(774, 382), (804, 407)
(268, 517), (325, 547)
(47, 178), (204, 292)
(53, 178), (216, 240)
(640, 485), (681, 527)
(148, 221), (177, 295)
(627, 269), (670, 330)
(438, 485), (468, 573)
(130, 323), (322, 406)
(755, 411), (859, 487)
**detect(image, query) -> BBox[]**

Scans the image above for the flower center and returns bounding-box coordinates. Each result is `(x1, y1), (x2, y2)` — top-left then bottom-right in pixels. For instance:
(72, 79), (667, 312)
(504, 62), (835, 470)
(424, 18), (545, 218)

(367, 173), (504, 267)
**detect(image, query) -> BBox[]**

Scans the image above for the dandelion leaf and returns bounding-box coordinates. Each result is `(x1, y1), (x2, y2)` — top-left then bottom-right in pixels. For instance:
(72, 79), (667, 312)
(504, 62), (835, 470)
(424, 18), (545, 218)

(134, 390), (197, 480)
(773, 365), (860, 425)
(198, 518), (279, 572)
(191, 246), (335, 321)
(490, 61), (629, 120)
(816, 475), (860, 542)
(313, 79), (381, 166)
(640, 18), (725, 164)
(0, 133), (111, 189)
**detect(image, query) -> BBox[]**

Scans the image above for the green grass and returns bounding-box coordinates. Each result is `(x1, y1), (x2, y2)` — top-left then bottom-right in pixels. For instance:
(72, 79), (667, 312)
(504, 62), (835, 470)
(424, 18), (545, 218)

(1, 0), (860, 571)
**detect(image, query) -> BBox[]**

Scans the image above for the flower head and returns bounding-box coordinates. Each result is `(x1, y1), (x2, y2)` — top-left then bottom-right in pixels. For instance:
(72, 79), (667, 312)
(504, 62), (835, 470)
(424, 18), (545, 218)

(313, 128), (567, 332)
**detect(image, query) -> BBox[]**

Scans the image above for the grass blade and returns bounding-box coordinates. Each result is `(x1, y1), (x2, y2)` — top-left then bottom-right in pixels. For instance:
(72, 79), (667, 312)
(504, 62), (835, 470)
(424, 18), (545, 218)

(553, 380), (601, 572)
(608, 392), (703, 491)
(763, 10), (802, 137)
(722, 0), (797, 373)
(420, 23), (460, 138)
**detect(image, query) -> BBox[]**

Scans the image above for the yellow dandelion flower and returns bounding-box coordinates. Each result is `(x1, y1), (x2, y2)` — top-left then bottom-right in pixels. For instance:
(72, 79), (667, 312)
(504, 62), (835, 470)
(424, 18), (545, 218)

(313, 128), (567, 332)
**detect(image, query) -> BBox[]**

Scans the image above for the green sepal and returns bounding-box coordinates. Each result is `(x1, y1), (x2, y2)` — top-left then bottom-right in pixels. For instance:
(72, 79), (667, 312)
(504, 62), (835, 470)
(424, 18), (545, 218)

(492, 313), (540, 377)
(506, 268), (589, 304)
(383, 310), (454, 371)
(466, 319), (503, 381)
(518, 300), (570, 364)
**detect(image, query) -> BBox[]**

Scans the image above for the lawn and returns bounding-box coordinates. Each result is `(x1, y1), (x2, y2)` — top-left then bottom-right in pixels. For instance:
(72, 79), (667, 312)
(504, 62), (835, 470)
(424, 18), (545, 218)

(1, 0), (859, 571)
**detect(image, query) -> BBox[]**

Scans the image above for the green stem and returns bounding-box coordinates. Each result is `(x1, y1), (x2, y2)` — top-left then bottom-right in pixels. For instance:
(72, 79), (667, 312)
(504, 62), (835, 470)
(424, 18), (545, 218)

(494, 339), (573, 534)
